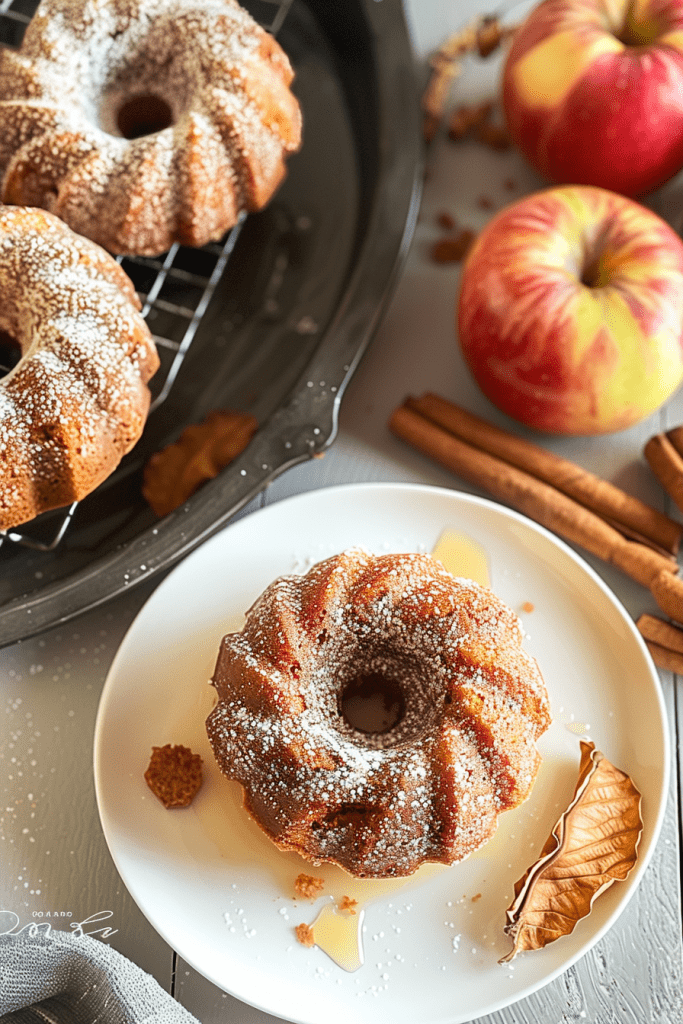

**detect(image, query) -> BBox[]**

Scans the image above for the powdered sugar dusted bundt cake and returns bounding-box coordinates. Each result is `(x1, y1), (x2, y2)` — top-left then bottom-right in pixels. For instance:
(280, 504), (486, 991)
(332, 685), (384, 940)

(0, 0), (302, 256)
(0, 206), (159, 531)
(206, 549), (552, 878)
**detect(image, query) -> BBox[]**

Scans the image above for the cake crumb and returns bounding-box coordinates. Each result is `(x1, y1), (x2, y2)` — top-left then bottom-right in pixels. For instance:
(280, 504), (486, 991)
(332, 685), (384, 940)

(144, 744), (203, 808)
(295, 922), (315, 947)
(294, 873), (324, 899)
(471, 892), (482, 903)
(521, 601), (535, 613)
(338, 895), (358, 915)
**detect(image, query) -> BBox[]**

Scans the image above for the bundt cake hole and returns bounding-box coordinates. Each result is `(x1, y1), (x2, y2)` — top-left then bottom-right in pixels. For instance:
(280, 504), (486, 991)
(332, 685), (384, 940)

(339, 671), (406, 735)
(116, 94), (174, 139)
(0, 329), (22, 375)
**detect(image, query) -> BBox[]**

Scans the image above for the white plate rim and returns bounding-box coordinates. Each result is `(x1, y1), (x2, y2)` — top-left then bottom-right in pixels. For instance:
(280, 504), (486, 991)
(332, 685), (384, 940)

(94, 482), (670, 1024)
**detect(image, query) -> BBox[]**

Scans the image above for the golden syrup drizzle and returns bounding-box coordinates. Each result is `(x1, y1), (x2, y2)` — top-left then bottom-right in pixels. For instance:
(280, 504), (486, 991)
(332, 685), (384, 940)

(309, 901), (365, 972)
(431, 528), (490, 587)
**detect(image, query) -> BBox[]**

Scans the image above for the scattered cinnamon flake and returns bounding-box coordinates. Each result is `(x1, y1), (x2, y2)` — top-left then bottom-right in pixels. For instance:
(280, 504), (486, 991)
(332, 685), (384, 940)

(295, 922), (315, 948)
(294, 873), (324, 900)
(471, 892), (482, 903)
(476, 16), (510, 57)
(500, 741), (642, 963)
(437, 211), (457, 230)
(521, 601), (535, 613)
(144, 744), (203, 809)
(142, 409), (258, 517)
(338, 895), (358, 915)
(422, 113), (442, 146)
(475, 122), (512, 151)
(431, 229), (476, 264)
(448, 101), (493, 141)
(422, 16), (518, 140)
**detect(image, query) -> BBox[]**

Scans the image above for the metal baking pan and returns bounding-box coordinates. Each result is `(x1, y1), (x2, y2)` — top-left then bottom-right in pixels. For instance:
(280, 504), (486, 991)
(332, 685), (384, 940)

(0, 0), (423, 646)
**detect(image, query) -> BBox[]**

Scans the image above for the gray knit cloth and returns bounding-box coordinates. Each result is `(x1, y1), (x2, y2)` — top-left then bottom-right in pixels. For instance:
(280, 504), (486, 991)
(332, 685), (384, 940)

(0, 928), (200, 1024)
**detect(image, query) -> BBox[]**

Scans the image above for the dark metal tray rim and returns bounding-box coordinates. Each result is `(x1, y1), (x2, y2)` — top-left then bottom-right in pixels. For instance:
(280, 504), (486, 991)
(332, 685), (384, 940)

(0, 0), (423, 647)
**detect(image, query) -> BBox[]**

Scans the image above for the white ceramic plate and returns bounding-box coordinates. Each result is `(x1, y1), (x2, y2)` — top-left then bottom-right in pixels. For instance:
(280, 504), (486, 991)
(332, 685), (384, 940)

(94, 483), (669, 1024)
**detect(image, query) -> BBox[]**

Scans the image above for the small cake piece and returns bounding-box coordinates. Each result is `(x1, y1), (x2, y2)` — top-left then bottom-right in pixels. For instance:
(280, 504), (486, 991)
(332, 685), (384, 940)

(142, 409), (258, 516)
(0, 0), (302, 256)
(294, 873), (324, 900)
(206, 549), (551, 878)
(294, 923), (315, 948)
(0, 206), (158, 531)
(338, 896), (358, 915)
(144, 744), (203, 808)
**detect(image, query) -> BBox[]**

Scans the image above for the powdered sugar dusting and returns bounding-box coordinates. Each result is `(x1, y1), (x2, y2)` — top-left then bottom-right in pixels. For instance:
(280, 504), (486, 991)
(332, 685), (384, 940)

(206, 549), (552, 879)
(0, 206), (158, 530)
(0, 0), (302, 256)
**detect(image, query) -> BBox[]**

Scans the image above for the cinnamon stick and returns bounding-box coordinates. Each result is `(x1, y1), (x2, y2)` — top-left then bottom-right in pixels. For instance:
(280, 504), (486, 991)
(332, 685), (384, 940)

(389, 404), (679, 617)
(666, 425), (683, 458)
(636, 613), (683, 673)
(642, 640), (683, 673)
(649, 570), (683, 625)
(636, 612), (683, 654)
(644, 432), (683, 514)
(409, 393), (682, 556)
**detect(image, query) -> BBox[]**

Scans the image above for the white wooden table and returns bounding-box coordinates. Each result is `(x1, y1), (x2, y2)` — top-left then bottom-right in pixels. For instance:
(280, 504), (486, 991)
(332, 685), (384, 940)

(1, 2), (682, 1021)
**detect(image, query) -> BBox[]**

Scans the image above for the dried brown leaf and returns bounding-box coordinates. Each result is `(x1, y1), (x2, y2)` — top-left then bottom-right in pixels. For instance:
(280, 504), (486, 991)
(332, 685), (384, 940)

(500, 741), (642, 963)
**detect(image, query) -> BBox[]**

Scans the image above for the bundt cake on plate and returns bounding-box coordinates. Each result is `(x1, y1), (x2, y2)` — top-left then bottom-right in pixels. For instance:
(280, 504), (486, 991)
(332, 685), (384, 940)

(0, 205), (159, 531)
(0, 0), (302, 256)
(206, 548), (552, 878)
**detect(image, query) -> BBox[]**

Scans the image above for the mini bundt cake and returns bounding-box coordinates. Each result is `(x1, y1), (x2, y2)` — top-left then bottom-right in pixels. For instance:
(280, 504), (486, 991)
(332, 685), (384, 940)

(0, 205), (159, 531)
(206, 549), (552, 878)
(0, 0), (302, 257)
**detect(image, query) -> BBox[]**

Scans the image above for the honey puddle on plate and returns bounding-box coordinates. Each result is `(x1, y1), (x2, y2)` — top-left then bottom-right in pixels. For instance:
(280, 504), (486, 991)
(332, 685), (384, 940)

(184, 529), (489, 973)
(308, 901), (365, 972)
(431, 528), (490, 588)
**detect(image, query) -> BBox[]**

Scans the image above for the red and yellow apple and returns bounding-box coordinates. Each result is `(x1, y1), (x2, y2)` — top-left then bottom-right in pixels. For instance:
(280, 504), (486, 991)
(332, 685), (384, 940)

(502, 0), (683, 197)
(457, 185), (683, 435)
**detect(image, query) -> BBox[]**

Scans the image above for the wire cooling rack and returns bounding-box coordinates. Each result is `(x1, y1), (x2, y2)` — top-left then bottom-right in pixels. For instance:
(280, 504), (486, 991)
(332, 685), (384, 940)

(0, 0), (294, 552)
(0, 0), (422, 645)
